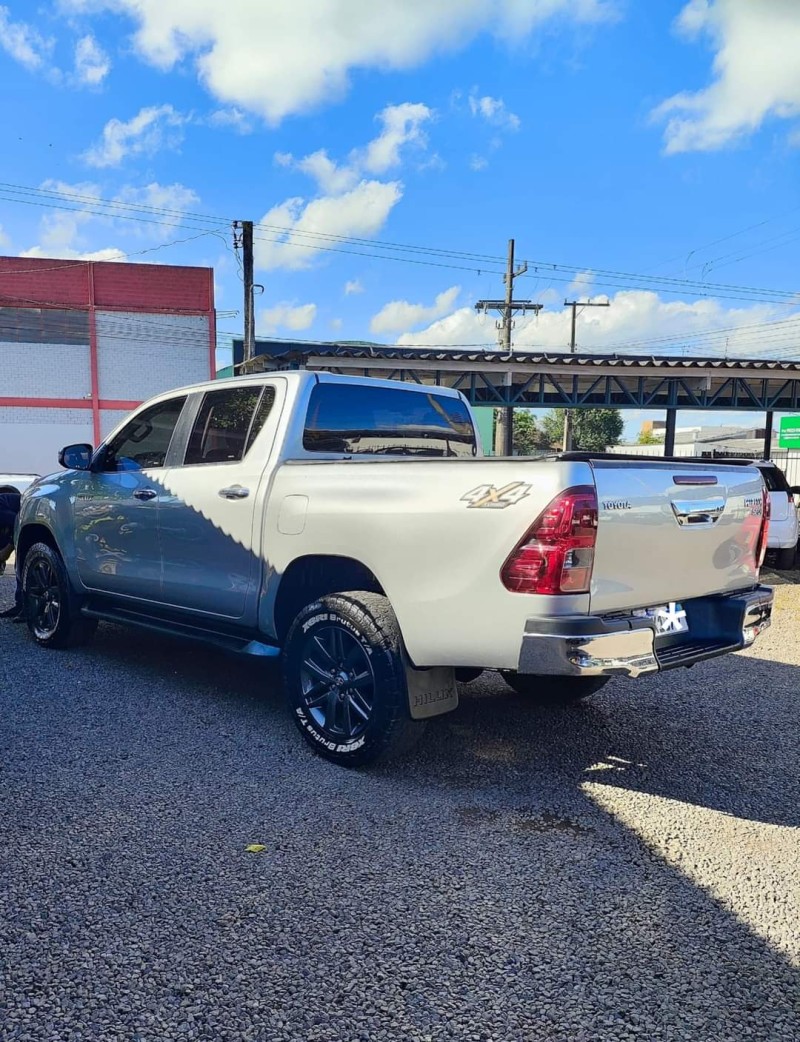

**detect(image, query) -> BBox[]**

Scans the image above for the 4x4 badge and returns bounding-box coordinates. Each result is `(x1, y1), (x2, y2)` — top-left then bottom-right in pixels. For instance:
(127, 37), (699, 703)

(461, 482), (532, 509)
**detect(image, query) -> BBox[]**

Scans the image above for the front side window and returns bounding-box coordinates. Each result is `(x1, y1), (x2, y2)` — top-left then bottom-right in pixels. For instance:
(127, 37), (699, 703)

(303, 383), (477, 457)
(184, 385), (275, 466)
(103, 397), (187, 472)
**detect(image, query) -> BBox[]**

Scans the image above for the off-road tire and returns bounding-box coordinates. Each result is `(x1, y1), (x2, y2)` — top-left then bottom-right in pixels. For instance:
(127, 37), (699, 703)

(775, 545), (797, 570)
(21, 543), (98, 649)
(499, 671), (609, 704)
(283, 590), (424, 767)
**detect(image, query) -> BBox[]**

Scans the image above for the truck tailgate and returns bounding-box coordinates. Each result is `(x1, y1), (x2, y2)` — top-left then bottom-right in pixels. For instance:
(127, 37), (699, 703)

(589, 459), (765, 614)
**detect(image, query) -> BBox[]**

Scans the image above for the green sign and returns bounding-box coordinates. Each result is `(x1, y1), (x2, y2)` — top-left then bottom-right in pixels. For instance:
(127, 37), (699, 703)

(778, 415), (800, 449)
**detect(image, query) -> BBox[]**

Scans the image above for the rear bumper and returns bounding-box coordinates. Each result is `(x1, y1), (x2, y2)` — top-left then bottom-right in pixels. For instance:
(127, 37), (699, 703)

(517, 585), (773, 679)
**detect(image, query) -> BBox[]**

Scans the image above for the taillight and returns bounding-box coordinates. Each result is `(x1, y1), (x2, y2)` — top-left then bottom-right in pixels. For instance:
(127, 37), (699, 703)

(501, 485), (598, 595)
(756, 487), (770, 571)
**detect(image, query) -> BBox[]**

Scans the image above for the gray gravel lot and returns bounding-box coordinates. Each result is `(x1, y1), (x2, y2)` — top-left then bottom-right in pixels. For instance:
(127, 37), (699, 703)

(1, 570), (799, 1041)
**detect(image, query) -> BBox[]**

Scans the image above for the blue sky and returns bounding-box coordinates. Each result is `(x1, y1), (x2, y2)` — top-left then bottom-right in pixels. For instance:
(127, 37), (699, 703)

(1, 0), (800, 439)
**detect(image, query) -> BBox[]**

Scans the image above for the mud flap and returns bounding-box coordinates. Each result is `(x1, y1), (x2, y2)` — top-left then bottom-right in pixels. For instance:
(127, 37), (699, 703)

(404, 661), (459, 720)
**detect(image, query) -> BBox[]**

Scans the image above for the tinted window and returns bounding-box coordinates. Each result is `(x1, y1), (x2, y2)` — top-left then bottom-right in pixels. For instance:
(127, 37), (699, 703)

(303, 384), (477, 457)
(184, 386), (274, 465)
(103, 397), (187, 471)
(761, 464), (790, 492)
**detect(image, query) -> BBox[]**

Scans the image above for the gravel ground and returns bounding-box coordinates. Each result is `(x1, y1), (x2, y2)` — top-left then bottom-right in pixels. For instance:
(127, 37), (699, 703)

(1, 570), (798, 1042)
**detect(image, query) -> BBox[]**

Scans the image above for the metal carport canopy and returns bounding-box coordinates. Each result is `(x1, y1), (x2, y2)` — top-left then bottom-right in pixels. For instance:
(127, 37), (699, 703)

(242, 342), (800, 412)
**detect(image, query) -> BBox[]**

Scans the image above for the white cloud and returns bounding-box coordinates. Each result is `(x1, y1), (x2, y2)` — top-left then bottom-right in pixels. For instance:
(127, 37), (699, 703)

(568, 270), (595, 294)
(258, 102), (431, 271)
(0, 5), (53, 70)
(653, 0), (800, 153)
(468, 93), (520, 130)
(469, 154), (489, 171)
(344, 279), (364, 295)
(62, 0), (613, 122)
(208, 107), (252, 133)
(256, 180), (403, 271)
(0, 224), (10, 249)
(395, 288), (795, 359)
(74, 33), (110, 86)
(260, 302), (317, 332)
(370, 285), (461, 334)
(83, 104), (187, 168)
(330, 317), (344, 330)
(277, 102), (434, 194)
(19, 178), (200, 259)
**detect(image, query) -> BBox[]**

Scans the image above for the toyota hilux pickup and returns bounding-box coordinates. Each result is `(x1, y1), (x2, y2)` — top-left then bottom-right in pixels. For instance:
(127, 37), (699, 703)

(14, 371), (773, 766)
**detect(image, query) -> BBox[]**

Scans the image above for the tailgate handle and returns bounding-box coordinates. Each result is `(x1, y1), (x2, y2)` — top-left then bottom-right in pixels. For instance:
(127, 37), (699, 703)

(671, 497), (725, 526)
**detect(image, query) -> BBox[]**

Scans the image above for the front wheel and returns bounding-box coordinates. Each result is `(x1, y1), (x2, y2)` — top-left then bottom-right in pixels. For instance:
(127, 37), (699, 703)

(500, 671), (609, 704)
(283, 591), (424, 767)
(22, 543), (97, 649)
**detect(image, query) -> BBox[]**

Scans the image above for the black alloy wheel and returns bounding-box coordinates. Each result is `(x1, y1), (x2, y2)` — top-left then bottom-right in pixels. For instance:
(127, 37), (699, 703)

(299, 623), (376, 743)
(25, 555), (62, 641)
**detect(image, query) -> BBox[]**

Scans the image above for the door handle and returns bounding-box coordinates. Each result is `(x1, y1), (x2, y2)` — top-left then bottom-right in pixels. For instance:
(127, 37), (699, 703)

(218, 485), (250, 500)
(133, 488), (158, 501)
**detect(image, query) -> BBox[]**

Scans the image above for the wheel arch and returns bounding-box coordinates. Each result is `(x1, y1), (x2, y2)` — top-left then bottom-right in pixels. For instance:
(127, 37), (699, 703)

(16, 522), (60, 567)
(272, 554), (386, 643)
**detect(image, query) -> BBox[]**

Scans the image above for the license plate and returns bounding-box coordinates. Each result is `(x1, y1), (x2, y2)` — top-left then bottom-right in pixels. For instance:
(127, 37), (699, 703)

(652, 602), (689, 635)
(633, 602), (689, 635)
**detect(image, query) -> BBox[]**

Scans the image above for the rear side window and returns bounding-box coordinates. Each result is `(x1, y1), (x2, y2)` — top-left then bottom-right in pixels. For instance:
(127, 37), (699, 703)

(184, 385), (275, 465)
(303, 384), (477, 457)
(761, 465), (790, 493)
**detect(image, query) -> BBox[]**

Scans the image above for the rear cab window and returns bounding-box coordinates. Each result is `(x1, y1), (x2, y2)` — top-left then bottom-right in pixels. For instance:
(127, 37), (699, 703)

(760, 464), (791, 493)
(184, 385), (276, 466)
(303, 383), (477, 457)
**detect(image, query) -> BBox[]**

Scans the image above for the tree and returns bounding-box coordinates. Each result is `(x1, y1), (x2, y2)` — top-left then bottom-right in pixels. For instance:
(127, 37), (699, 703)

(637, 428), (662, 446)
(511, 410), (547, 455)
(539, 409), (625, 452)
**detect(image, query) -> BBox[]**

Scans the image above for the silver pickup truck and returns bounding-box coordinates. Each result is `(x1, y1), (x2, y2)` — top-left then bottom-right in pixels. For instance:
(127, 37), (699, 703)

(14, 372), (773, 766)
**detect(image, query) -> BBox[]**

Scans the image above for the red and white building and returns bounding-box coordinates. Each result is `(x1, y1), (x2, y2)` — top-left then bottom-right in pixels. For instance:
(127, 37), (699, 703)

(0, 256), (215, 475)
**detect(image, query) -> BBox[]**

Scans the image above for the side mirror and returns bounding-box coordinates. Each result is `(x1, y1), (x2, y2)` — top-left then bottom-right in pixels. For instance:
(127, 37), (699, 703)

(59, 443), (94, 471)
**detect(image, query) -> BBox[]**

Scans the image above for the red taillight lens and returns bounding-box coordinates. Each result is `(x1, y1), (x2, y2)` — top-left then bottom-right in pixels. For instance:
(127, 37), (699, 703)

(501, 485), (598, 595)
(756, 487), (770, 571)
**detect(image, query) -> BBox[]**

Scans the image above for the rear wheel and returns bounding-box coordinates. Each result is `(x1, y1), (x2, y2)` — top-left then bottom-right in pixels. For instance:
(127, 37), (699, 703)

(775, 545), (797, 570)
(283, 591), (424, 767)
(500, 671), (609, 704)
(21, 543), (97, 649)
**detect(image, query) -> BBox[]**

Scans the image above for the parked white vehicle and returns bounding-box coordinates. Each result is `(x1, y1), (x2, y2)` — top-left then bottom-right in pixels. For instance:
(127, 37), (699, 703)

(0, 474), (39, 494)
(697, 459), (799, 569)
(16, 372), (773, 766)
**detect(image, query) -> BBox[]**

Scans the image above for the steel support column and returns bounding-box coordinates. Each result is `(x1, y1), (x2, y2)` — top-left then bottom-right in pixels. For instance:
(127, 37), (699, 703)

(763, 410), (774, 459)
(664, 408), (677, 456)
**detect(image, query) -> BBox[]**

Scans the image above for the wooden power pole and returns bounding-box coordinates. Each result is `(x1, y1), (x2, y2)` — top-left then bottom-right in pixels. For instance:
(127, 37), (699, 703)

(561, 298), (610, 451)
(475, 239), (542, 455)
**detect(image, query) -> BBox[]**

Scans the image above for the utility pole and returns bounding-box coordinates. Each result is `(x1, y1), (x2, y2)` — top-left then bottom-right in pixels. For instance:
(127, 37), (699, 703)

(561, 298), (610, 452)
(475, 239), (542, 455)
(234, 220), (256, 372)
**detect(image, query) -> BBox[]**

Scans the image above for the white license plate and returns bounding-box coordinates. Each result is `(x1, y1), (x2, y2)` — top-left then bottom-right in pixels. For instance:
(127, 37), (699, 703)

(651, 602), (689, 635)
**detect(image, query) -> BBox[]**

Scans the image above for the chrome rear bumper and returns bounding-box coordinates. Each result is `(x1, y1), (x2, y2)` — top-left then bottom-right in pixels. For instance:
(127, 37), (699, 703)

(517, 585), (773, 679)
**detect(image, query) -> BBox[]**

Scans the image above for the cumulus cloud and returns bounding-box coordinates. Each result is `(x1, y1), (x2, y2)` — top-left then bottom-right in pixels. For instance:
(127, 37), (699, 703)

(469, 154), (489, 171)
(653, 0), (800, 153)
(19, 178), (200, 259)
(278, 102), (434, 193)
(0, 5), (53, 70)
(74, 34), (110, 86)
(344, 279), (364, 295)
(394, 288), (795, 359)
(83, 104), (187, 168)
(469, 93), (520, 131)
(61, 0), (613, 122)
(260, 302), (317, 332)
(257, 103), (432, 271)
(370, 286), (461, 334)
